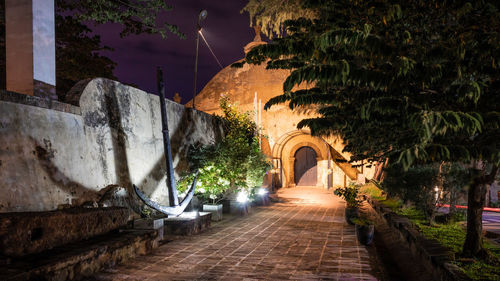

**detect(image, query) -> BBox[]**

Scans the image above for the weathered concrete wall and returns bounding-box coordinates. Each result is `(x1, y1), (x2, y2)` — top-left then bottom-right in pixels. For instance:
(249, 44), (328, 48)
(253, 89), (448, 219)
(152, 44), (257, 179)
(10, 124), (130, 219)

(0, 78), (224, 212)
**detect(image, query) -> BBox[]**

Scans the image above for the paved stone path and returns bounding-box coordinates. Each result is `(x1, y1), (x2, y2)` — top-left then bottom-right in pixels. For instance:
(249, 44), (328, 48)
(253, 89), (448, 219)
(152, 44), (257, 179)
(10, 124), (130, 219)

(91, 187), (381, 280)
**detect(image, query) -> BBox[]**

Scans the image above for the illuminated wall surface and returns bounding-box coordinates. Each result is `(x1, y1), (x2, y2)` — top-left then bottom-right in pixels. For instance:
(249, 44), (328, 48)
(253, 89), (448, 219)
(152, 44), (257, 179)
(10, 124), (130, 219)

(0, 78), (224, 212)
(32, 0), (55, 86)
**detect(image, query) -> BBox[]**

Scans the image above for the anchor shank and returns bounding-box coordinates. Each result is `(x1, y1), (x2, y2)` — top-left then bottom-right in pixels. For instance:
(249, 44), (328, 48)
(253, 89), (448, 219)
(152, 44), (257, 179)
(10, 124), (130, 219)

(156, 67), (179, 206)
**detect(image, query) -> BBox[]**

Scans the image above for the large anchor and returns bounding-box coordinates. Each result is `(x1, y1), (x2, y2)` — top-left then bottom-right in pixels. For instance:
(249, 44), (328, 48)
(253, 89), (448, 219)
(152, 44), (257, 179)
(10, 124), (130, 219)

(133, 67), (197, 216)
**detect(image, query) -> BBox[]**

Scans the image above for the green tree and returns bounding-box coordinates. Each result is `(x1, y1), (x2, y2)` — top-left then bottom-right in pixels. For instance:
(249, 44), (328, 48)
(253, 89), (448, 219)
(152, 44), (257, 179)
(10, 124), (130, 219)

(55, 0), (185, 99)
(181, 97), (271, 203)
(383, 164), (439, 219)
(55, 15), (117, 100)
(242, 0), (316, 39)
(239, 0), (500, 257)
(57, 0), (183, 39)
(441, 162), (470, 218)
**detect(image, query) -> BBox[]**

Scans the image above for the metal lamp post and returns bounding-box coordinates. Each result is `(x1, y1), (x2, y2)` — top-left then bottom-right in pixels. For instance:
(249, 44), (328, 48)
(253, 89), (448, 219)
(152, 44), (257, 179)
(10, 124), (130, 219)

(192, 9), (207, 110)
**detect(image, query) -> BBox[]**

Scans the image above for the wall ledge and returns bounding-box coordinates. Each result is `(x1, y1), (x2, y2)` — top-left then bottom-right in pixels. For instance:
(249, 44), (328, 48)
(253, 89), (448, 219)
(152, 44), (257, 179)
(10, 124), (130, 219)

(0, 90), (81, 115)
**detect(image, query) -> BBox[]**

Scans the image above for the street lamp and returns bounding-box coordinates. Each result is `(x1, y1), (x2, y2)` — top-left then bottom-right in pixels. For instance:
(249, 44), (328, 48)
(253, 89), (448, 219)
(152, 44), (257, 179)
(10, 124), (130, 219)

(192, 9), (207, 110)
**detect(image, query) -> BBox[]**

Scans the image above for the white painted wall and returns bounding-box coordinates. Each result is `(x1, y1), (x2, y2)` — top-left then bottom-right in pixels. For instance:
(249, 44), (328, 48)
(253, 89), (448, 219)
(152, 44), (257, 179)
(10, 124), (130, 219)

(0, 79), (223, 212)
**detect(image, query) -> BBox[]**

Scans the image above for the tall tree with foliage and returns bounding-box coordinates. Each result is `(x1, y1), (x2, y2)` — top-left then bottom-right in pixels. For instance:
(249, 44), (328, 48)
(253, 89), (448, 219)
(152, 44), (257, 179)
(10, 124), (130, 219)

(55, 15), (117, 99)
(57, 0), (183, 39)
(54, 0), (185, 99)
(239, 0), (500, 257)
(241, 0), (316, 39)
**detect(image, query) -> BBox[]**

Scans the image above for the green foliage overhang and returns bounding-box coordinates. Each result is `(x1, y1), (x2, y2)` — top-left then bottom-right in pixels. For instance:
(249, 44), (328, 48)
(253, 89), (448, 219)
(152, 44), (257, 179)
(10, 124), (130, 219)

(239, 0), (500, 170)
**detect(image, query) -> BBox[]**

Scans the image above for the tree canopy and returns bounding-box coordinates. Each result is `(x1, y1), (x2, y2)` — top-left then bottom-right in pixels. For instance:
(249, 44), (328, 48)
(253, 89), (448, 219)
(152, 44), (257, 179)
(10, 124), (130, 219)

(241, 0), (316, 39)
(57, 0), (183, 39)
(239, 0), (500, 257)
(55, 14), (117, 99)
(55, 0), (185, 98)
(243, 0), (499, 169)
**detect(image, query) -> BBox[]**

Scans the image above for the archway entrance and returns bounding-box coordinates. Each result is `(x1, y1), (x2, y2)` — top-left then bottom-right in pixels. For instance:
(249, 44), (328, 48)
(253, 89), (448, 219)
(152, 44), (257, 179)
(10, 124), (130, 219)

(294, 146), (317, 186)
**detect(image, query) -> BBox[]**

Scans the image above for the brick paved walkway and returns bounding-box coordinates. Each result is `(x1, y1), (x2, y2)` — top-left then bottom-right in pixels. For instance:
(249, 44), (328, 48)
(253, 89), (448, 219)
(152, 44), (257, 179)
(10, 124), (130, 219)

(91, 187), (381, 280)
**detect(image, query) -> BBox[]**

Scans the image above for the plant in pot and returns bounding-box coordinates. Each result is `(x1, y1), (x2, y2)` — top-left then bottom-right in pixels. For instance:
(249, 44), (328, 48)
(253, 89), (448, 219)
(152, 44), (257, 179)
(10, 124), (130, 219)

(179, 165), (231, 221)
(352, 217), (375, 245)
(180, 97), (271, 218)
(334, 183), (362, 225)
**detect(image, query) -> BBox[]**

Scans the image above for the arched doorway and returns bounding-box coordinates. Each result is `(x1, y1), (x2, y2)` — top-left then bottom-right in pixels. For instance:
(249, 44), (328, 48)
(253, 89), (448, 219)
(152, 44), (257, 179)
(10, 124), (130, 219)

(294, 146), (317, 186)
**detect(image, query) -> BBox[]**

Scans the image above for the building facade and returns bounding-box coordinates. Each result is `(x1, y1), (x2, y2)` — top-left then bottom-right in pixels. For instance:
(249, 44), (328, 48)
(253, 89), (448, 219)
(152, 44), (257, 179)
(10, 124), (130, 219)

(188, 34), (375, 189)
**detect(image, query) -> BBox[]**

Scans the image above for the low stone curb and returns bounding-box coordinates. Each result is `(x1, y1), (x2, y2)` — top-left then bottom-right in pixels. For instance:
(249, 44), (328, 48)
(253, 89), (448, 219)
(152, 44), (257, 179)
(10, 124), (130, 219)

(367, 197), (472, 281)
(0, 207), (130, 257)
(0, 229), (157, 281)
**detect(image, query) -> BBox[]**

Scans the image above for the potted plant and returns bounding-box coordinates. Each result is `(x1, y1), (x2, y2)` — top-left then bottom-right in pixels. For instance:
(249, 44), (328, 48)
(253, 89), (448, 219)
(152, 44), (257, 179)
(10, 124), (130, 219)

(179, 165), (231, 221)
(182, 97), (271, 219)
(334, 183), (362, 225)
(352, 217), (375, 245)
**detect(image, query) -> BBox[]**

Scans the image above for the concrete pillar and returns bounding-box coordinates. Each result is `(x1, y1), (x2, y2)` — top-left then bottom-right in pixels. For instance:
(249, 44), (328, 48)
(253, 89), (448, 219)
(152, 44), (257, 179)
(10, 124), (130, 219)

(5, 0), (55, 98)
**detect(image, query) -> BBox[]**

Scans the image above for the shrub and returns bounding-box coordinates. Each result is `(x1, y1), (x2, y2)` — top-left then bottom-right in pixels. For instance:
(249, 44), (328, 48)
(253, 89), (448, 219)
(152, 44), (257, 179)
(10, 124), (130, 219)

(334, 183), (362, 207)
(359, 182), (385, 200)
(179, 97), (271, 204)
(382, 163), (439, 218)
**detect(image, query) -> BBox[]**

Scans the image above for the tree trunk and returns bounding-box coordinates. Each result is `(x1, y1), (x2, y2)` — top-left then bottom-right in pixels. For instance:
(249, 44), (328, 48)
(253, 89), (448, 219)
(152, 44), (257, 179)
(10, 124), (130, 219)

(449, 188), (457, 217)
(462, 164), (499, 257)
(462, 179), (486, 257)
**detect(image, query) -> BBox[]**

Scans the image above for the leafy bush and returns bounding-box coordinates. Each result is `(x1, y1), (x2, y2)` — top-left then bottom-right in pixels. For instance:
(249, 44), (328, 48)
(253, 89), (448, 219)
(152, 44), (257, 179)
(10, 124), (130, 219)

(441, 162), (470, 214)
(396, 207), (426, 223)
(334, 183), (362, 207)
(382, 163), (439, 217)
(179, 97), (271, 204)
(379, 198), (402, 211)
(359, 182), (385, 200)
(352, 217), (374, 226)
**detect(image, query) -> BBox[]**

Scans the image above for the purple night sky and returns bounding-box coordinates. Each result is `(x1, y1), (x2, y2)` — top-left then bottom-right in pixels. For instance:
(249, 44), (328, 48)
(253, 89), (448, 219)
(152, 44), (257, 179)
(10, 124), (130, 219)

(91, 0), (258, 102)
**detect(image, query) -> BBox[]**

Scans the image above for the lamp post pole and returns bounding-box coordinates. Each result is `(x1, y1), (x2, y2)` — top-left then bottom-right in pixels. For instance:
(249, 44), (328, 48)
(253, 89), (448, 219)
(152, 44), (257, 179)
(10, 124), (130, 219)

(192, 9), (207, 110)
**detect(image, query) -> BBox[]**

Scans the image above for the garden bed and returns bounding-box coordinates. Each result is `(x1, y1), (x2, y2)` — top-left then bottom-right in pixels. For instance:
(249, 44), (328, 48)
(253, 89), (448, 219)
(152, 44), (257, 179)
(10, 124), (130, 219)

(370, 196), (500, 281)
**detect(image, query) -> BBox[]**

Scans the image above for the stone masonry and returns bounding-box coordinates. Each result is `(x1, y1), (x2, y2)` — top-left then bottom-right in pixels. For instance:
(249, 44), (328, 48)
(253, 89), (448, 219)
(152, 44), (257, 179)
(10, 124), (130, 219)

(91, 187), (381, 280)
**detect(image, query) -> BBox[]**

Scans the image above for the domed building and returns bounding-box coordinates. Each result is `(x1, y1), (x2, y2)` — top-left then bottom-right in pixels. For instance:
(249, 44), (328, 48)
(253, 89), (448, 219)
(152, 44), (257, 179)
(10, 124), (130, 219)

(187, 30), (375, 190)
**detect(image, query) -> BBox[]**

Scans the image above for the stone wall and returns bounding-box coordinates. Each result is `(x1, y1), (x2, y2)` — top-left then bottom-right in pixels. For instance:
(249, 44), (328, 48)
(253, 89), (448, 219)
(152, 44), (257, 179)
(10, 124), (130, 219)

(0, 78), (224, 212)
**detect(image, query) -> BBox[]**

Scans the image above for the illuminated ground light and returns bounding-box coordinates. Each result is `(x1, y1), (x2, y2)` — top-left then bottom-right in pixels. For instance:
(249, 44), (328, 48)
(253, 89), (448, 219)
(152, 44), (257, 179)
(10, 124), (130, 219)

(257, 188), (268, 196)
(236, 191), (249, 203)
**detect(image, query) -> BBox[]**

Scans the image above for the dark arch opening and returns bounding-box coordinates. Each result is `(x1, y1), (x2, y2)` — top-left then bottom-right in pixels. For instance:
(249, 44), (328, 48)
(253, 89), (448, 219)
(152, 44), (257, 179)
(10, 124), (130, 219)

(294, 146), (317, 186)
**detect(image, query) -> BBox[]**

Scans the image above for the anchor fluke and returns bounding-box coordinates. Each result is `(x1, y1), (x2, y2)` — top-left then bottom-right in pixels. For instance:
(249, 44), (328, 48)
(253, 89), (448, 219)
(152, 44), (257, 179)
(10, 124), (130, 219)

(133, 171), (198, 216)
